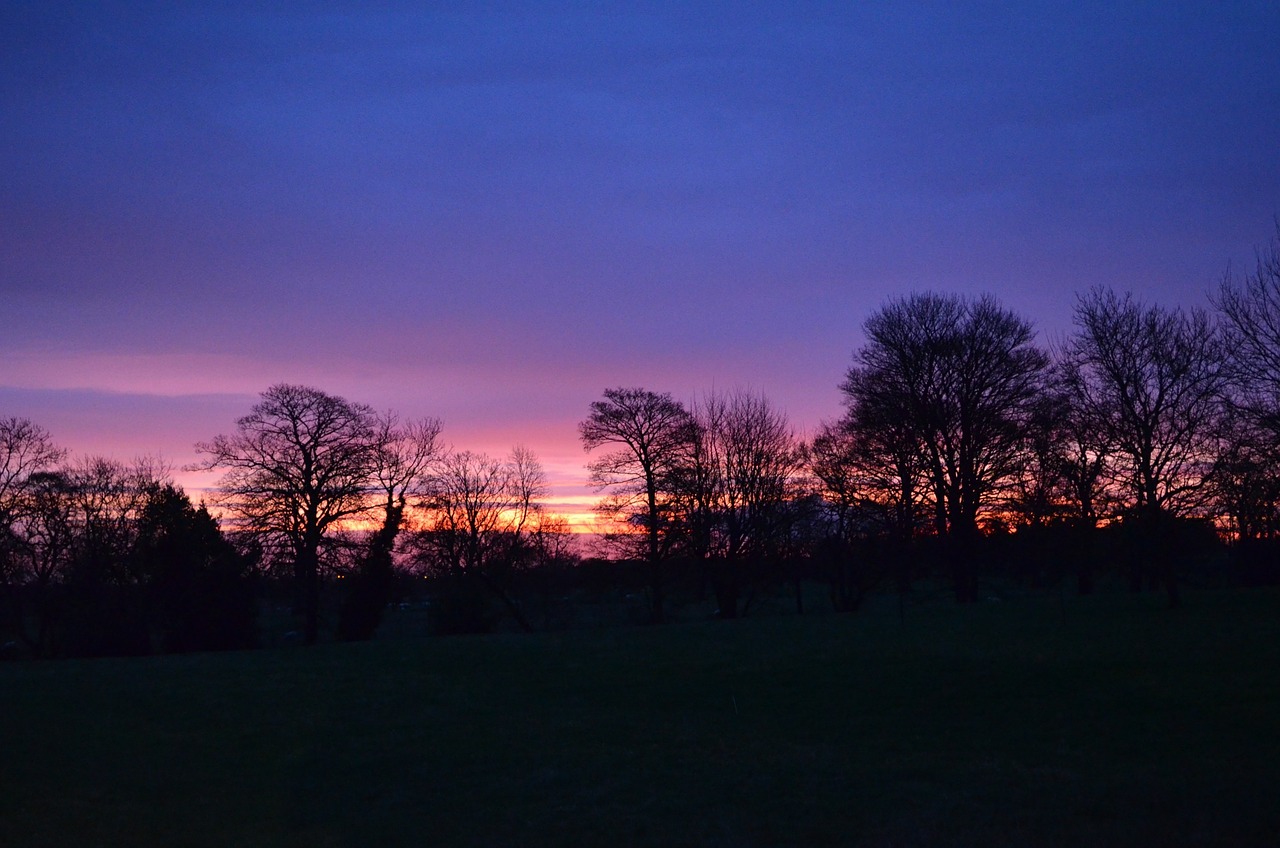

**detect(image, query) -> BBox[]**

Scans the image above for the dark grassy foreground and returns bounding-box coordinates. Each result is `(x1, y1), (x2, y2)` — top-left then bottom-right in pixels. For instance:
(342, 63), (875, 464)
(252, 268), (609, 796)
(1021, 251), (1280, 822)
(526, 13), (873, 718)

(2, 589), (1279, 847)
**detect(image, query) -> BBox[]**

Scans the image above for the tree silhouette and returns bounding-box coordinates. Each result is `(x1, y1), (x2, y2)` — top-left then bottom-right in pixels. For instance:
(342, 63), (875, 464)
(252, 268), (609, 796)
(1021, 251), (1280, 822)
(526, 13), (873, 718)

(580, 387), (699, 623)
(1066, 288), (1227, 605)
(1217, 224), (1280, 441)
(808, 418), (922, 613)
(0, 418), (65, 513)
(1209, 413), (1280, 542)
(842, 293), (1049, 602)
(195, 384), (382, 645)
(131, 485), (258, 652)
(0, 419), (65, 654)
(3, 470), (76, 656)
(337, 413), (442, 642)
(683, 390), (803, 618)
(412, 447), (546, 633)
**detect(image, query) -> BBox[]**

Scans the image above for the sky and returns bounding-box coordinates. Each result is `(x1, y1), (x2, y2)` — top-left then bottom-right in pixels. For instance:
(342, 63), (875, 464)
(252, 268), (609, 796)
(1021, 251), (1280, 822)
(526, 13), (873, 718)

(3, 1), (1279, 524)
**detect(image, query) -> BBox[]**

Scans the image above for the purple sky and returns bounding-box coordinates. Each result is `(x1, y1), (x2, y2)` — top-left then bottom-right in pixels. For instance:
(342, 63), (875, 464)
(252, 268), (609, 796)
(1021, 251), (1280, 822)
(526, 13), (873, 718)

(3, 2), (1278, 522)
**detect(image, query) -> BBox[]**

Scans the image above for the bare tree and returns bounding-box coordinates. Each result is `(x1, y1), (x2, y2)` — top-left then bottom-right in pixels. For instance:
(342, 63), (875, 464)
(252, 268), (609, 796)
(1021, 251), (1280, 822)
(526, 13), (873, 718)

(684, 390), (803, 618)
(831, 372), (930, 544)
(5, 456), (169, 656)
(194, 384), (381, 644)
(579, 387), (698, 623)
(337, 412), (442, 641)
(2, 469), (76, 656)
(0, 418), (65, 510)
(370, 412), (443, 526)
(1068, 289), (1226, 519)
(1040, 361), (1113, 530)
(808, 415), (924, 614)
(997, 368), (1118, 595)
(64, 456), (158, 579)
(842, 292), (1049, 602)
(1067, 288), (1228, 605)
(1209, 412), (1280, 542)
(1213, 224), (1280, 585)
(0, 419), (65, 614)
(413, 447), (546, 632)
(807, 422), (864, 540)
(1216, 223), (1280, 439)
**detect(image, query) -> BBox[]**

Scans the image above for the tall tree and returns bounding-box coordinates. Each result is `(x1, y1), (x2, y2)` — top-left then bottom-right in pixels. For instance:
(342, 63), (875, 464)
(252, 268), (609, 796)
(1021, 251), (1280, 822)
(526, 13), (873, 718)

(1214, 224), (1280, 584)
(413, 447), (546, 633)
(1067, 288), (1227, 605)
(0, 418), (65, 649)
(1068, 289), (1226, 519)
(337, 412), (442, 641)
(1209, 413), (1280, 543)
(842, 292), (1049, 602)
(827, 378), (929, 545)
(2, 470), (76, 656)
(1039, 362), (1113, 529)
(1208, 411), (1280, 586)
(195, 384), (382, 645)
(1216, 223), (1280, 440)
(0, 418), (65, 514)
(130, 485), (258, 653)
(685, 390), (803, 618)
(808, 416), (923, 613)
(579, 387), (698, 623)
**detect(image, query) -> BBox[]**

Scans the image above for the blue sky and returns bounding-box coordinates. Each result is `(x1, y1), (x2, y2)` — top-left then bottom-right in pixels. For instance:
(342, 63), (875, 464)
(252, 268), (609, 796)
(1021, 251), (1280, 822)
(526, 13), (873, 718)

(2, 1), (1278, 517)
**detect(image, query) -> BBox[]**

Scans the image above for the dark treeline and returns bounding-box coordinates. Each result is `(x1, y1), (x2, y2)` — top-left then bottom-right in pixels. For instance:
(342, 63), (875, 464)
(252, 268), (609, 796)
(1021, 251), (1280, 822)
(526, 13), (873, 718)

(0, 449), (258, 659)
(4, 228), (1280, 657)
(580, 228), (1280, 621)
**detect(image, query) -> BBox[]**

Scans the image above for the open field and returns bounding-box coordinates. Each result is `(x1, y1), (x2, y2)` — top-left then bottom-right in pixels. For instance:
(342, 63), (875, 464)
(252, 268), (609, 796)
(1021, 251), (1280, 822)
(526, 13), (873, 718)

(2, 588), (1279, 847)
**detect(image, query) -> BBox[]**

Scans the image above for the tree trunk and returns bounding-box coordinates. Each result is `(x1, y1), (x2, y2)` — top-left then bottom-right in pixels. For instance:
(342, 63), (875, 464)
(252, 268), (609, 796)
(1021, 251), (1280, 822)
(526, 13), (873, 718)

(711, 559), (739, 619)
(295, 546), (321, 645)
(648, 557), (665, 624)
(951, 528), (980, 604)
(337, 503), (403, 642)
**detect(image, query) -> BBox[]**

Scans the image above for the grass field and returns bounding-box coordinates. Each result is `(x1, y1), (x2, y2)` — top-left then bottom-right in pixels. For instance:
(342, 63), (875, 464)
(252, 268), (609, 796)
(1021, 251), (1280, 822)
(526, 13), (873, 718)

(2, 587), (1278, 847)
